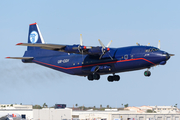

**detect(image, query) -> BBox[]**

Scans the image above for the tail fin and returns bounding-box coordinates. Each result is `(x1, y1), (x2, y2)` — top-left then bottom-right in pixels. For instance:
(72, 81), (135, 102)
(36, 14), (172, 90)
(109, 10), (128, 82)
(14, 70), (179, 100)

(27, 23), (45, 50)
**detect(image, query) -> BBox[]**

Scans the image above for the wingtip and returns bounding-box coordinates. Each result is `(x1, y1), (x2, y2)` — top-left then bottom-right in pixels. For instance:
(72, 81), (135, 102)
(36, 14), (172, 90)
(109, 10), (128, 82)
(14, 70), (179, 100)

(16, 43), (23, 45)
(6, 57), (10, 59)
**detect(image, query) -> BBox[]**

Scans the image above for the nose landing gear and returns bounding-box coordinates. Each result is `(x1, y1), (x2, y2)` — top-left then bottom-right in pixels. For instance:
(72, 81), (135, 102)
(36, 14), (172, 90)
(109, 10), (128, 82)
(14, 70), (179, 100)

(144, 70), (151, 77)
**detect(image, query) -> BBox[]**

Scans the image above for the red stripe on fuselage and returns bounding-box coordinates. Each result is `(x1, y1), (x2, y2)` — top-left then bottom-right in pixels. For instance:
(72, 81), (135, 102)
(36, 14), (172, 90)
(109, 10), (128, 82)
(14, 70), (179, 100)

(33, 58), (155, 70)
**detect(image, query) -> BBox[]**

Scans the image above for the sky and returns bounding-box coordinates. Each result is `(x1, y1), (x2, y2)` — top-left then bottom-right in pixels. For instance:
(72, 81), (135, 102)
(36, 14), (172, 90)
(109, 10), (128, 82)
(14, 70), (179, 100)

(0, 0), (179, 108)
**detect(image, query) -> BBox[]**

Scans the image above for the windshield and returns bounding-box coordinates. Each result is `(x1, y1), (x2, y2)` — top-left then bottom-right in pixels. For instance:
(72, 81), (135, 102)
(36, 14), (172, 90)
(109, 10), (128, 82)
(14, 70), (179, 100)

(145, 48), (159, 52)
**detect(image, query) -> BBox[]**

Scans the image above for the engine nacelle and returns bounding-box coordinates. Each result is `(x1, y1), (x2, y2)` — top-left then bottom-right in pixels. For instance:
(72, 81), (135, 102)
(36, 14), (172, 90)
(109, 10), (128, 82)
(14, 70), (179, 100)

(64, 45), (80, 53)
(64, 45), (87, 54)
(87, 47), (102, 55)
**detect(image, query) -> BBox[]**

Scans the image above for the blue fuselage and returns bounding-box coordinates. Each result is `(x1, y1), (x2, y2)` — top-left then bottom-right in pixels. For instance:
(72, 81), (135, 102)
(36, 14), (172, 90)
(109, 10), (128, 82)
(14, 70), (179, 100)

(23, 46), (170, 76)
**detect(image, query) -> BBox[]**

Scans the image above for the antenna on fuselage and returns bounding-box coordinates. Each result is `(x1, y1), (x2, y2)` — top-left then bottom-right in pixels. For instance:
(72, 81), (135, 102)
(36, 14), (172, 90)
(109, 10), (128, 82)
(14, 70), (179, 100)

(158, 40), (161, 49)
(136, 43), (140, 46)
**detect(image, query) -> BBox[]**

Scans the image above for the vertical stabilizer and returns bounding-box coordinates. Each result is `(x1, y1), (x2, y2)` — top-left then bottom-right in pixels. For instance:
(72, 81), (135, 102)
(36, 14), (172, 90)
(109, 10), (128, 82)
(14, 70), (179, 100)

(27, 23), (45, 50)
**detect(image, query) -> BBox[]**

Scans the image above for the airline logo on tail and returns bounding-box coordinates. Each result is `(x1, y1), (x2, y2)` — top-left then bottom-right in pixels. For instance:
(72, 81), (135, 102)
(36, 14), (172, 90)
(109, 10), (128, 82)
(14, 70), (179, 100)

(30, 31), (38, 43)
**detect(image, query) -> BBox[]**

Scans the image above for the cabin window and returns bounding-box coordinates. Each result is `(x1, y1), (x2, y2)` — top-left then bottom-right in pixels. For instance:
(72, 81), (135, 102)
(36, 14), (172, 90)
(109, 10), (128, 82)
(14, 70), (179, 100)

(124, 55), (128, 59)
(131, 55), (133, 59)
(73, 63), (75, 65)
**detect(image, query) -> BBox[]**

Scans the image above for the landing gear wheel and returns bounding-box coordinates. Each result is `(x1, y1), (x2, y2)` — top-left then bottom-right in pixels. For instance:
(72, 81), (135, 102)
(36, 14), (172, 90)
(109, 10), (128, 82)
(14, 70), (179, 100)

(107, 75), (120, 82)
(113, 75), (120, 81)
(144, 71), (151, 77)
(107, 76), (114, 82)
(88, 74), (93, 81)
(93, 73), (100, 80)
(87, 73), (100, 81)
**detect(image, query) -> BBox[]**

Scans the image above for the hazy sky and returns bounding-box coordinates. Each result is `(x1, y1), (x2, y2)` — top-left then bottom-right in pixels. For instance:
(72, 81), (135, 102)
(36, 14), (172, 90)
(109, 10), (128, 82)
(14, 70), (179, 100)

(0, 0), (179, 108)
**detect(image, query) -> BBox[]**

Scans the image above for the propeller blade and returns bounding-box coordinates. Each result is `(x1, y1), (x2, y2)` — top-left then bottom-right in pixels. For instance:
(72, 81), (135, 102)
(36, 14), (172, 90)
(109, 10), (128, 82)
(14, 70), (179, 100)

(99, 52), (113, 60)
(106, 40), (112, 47)
(98, 39), (105, 49)
(107, 52), (113, 60)
(80, 34), (83, 46)
(169, 54), (175, 56)
(158, 40), (160, 49)
(99, 53), (104, 60)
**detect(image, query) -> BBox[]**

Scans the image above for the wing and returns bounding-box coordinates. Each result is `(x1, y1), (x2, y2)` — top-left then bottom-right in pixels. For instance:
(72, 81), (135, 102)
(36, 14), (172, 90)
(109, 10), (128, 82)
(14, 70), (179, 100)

(16, 43), (66, 51)
(16, 43), (93, 53)
(16, 43), (115, 59)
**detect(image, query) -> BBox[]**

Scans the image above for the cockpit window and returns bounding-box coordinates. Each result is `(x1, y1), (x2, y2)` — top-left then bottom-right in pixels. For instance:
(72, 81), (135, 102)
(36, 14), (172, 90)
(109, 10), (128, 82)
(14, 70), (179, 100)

(145, 48), (159, 52)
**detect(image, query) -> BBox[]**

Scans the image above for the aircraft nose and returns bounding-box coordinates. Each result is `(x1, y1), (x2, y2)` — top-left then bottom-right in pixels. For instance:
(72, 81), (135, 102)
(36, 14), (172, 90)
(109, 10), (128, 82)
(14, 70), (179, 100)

(165, 53), (170, 60)
(164, 52), (175, 60)
(161, 52), (170, 60)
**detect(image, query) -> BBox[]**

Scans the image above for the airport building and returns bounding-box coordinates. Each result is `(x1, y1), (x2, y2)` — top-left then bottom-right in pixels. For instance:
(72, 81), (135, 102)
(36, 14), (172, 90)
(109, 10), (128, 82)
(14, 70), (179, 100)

(33, 108), (72, 120)
(73, 109), (180, 120)
(0, 104), (180, 120)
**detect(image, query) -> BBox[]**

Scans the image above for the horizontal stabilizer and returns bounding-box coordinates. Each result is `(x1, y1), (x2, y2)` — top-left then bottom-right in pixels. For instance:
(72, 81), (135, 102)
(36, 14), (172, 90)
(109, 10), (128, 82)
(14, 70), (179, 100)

(6, 57), (34, 60)
(16, 43), (66, 50)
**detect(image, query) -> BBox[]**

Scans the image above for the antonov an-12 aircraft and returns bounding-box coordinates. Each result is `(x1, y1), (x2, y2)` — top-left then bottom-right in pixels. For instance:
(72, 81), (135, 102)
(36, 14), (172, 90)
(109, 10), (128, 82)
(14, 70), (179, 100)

(7, 23), (174, 82)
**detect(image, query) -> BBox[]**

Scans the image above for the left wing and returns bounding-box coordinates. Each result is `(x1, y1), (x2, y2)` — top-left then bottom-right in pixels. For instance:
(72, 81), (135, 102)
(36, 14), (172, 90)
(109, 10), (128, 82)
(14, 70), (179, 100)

(16, 42), (113, 59)
(16, 43), (66, 51)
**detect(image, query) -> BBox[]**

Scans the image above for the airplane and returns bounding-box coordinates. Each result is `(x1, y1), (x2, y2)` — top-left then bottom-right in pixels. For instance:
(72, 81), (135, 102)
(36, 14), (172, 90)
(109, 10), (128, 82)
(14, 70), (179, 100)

(6, 23), (174, 82)
(0, 112), (21, 120)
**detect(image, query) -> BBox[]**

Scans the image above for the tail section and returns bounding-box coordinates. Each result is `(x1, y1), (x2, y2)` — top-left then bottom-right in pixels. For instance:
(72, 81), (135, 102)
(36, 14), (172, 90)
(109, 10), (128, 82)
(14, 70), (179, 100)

(27, 23), (45, 50)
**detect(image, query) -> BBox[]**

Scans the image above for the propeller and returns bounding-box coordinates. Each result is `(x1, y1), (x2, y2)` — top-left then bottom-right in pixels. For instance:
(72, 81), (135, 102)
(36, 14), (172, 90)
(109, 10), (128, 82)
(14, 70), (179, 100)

(78, 34), (87, 61)
(78, 34), (86, 53)
(98, 39), (113, 60)
(72, 34), (87, 52)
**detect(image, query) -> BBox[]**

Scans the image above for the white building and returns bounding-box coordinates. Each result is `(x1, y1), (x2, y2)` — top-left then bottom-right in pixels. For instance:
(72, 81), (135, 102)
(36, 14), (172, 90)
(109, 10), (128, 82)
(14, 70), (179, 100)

(0, 104), (33, 119)
(125, 106), (179, 114)
(33, 108), (72, 120)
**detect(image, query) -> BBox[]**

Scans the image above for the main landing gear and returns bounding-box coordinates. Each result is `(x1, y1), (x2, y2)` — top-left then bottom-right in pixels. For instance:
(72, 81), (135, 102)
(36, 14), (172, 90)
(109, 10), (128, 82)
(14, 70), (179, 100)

(88, 73), (100, 81)
(87, 73), (120, 82)
(144, 70), (151, 77)
(107, 75), (120, 82)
